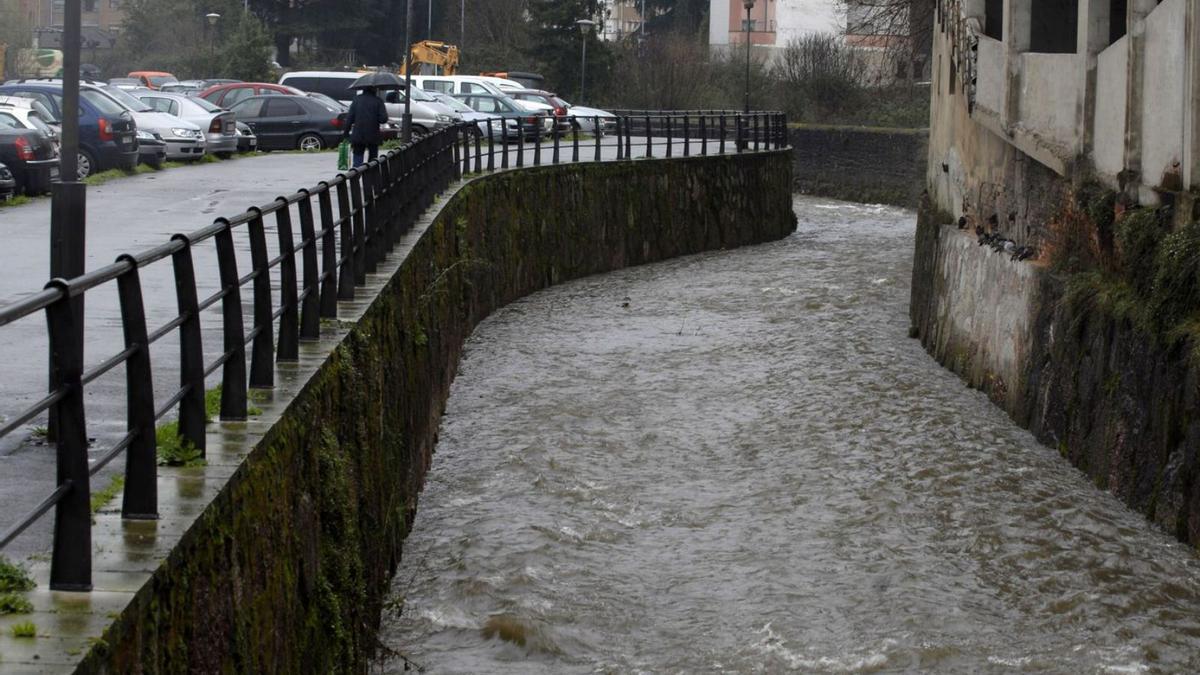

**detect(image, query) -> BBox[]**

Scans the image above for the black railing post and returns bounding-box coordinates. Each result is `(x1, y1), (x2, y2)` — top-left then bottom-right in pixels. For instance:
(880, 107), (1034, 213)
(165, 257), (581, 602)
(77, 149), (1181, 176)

(296, 190), (321, 340)
(170, 234), (205, 451)
(360, 167), (379, 273)
(487, 120), (495, 171)
(214, 220), (247, 420)
(683, 115), (690, 157)
(517, 124), (525, 168)
(552, 122), (560, 164)
(114, 257), (156, 520)
(474, 126), (483, 173)
(572, 121), (580, 162)
(452, 130), (462, 179)
(534, 120), (542, 166)
(334, 178), (356, 298)
(666, 115), (673, 158)
(615, 117), (623, 160)
(624, 116), (631, 158)
(594, 116), (601, 162)
(274, 200), (300, 362)
(645, 114), (652, 158)
(720, 113), (727, 154)
(499, 119), (509, 169)
(246, 210), (275, 389)
(461, 126), (471, 176)
(736, 114), (744, 154)
(753, 113), (760, 152)
(349, 172), (367, 285)
(316, 185), (340, 314)
(700, 115), (707, 156)
(44, 279), (90, 591)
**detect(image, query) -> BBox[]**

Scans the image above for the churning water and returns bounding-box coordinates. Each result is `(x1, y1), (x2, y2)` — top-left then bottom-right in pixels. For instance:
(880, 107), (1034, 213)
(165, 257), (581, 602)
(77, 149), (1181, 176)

(377, 196), (1200, 673)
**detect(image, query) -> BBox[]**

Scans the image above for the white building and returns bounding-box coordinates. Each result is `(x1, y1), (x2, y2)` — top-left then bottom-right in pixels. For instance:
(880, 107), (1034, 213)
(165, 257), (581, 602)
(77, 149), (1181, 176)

(708, 0), (844, 54)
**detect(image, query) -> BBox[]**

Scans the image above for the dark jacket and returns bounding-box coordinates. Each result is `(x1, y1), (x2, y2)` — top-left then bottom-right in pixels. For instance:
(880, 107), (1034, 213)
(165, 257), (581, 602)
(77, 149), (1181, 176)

(345, 92), (389, 146)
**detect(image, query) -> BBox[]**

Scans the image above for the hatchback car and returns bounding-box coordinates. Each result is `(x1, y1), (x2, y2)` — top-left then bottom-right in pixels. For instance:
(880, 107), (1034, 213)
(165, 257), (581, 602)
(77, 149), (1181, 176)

(0, 127), (58, 194)
(100, 84), (206, 161)
(507, 89), (573, 136)
(0, 96), (59, 150)
(454, 94), (547, 141)
(198, 82), (305, 108)
(227, 95), (346, 151)
(0, 82), (137, 179)
(135, 91), (238, 157)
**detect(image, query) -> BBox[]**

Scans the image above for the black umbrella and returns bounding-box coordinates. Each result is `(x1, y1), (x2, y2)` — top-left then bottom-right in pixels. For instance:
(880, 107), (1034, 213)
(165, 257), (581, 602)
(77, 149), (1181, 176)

(350, 71), (405, 90)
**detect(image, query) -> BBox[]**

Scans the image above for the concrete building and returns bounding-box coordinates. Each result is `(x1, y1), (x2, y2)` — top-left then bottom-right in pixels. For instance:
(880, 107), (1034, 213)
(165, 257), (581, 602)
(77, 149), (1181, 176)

(19, 0), (126, 32)
(709, 0), (844, 52)
(600, 0), (648, 41)
(929, 0), (1200, 212)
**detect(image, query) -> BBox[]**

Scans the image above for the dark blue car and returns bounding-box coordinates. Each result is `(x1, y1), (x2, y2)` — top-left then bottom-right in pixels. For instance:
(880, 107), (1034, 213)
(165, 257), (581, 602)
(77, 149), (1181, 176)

(0, 82), (138, 180)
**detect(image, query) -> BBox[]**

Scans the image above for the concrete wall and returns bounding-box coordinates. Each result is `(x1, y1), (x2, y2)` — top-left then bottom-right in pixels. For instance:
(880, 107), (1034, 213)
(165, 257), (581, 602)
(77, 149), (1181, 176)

(75, 152), (797, 673)
(1093, 35), (1128, 180)
(789, 124), (928, 207)
(1018, 53), (1081, 152)
(976, 35), (1006, 116)
(1140, 0), (1187, 190)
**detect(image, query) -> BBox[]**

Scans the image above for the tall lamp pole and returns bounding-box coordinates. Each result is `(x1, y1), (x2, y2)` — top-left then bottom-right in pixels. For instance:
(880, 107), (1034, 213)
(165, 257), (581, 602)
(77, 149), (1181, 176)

(743, 0), (755, 115)
(403, 0), (414, 141)
(206, 13), (220, 79)
(576, 19), (596, 102)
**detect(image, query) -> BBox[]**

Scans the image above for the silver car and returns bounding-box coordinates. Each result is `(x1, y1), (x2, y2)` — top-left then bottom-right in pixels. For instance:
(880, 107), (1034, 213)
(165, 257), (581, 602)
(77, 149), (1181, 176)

(99, 85), (205, 161)
(134, 90), (237, 157)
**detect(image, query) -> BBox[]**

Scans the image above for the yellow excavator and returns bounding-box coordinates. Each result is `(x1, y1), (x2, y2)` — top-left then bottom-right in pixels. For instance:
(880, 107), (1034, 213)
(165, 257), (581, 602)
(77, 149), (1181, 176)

(400, 40), (459, 76)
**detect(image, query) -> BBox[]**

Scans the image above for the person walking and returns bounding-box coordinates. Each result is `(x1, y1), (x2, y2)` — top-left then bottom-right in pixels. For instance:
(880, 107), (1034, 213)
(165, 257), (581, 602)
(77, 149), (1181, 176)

(344, 86), (389, 167)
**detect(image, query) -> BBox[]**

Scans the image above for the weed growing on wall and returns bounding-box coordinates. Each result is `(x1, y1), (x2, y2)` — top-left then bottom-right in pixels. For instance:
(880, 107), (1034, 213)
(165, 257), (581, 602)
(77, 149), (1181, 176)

(10, 621), (36, 638)
(0, 592), (33, 615)
(0, 556), (35, 593)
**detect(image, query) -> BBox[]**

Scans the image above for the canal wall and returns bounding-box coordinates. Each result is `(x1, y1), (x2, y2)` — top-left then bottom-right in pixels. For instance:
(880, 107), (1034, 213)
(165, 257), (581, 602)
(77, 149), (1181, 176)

(75, 151), (796, 672)
(788, 124), (928, 208)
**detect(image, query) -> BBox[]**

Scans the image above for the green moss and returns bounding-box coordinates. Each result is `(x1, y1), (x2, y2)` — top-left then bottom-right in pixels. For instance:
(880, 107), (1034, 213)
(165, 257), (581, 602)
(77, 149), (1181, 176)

(155, 422), (205, 467)
(1149, 221), (1200, 333)
(0, 557), (35, 593)
(10, 620), (36, 638)
(90, 475), (126, 514)
(0, 592), (33, 615)
(0, 195), (33, 209)
(1115, 208), (1166, 296)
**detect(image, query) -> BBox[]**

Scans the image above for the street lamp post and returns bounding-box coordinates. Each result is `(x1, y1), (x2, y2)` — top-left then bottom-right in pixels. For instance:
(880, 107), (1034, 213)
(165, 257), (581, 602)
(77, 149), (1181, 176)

(576, 19), (596, 102)
(403, 0), (414, 142)
(206, 13), (221, 79)
(743, 0), (755, 116)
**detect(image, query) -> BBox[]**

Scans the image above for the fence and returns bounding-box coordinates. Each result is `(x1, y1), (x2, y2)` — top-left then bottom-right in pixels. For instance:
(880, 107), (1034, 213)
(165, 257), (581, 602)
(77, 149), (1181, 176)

(0, 110), (786, 591)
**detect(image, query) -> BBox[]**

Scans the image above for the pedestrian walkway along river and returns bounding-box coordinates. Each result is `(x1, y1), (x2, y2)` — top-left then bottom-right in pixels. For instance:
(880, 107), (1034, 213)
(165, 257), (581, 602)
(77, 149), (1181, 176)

(377, 196), (1200, 673)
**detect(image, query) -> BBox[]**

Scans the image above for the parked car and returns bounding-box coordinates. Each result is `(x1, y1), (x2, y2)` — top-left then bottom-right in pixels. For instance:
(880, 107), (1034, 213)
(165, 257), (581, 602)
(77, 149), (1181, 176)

(410, 75), (508, 96)
(0, 81), (137, 179)
(198, 82), (305, 108)
(128, 71), (178, 90)
(507, 89), (573, 135)
(159, 82), (204, 96)
(0, 128), (58, 194)
(106, 77), (143, 90)
(429, 91), (492, 136)
(135, 129), (168, 168)
(453, 93), (547, 141)
(278, 71), (458, 135)
(235, 121), (257, 153)
(227, 94), (346, 151)
(0, 95), (59, 150)
(99, 84), (206, 161)
(560, 100), (617, 135)
(0, 161), (16, 200)
(134, 91), (238, 157)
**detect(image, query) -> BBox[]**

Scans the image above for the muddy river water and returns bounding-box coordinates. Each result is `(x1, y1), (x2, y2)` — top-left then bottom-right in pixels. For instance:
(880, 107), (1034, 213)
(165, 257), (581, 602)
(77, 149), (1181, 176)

(377, 196), (1200, 673)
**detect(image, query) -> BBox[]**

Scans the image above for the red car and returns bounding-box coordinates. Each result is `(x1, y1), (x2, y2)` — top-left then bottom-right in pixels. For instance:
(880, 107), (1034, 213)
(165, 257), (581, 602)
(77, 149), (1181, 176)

(198, 82), (304, 108)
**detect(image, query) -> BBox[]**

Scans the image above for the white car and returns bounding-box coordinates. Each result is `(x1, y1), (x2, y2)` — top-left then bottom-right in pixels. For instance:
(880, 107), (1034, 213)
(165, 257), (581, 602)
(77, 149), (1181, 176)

(135, 90), (238, 156)
(99, 85), (206, 161)
(562, 101), (617, 135)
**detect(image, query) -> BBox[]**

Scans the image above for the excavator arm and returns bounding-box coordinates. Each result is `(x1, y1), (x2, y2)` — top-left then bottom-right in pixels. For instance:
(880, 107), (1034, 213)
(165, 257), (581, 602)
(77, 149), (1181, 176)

(400, 40), (459, 76)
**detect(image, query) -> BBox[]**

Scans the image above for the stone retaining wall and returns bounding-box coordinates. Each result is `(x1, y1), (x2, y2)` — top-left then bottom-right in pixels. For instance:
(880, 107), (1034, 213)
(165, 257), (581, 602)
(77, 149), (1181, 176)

(789, 125), (928, 207)
(77, 151), (796, 673)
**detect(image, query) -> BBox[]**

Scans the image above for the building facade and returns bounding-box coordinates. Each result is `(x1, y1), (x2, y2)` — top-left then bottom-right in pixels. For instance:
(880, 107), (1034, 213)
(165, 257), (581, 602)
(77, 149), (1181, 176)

(709, 0), (843, 51)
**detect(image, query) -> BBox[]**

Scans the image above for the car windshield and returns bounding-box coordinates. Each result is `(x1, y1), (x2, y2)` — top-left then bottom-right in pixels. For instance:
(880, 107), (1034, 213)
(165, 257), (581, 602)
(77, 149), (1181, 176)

(407, 86), (435, 102)
(149, 76), (178, 87)
(436, 95), (473, 113)
(188, 96), (223, 112)
(101, 86), (153, 112)
(26, 112), (53, 135)
(81, 89), (128, 116)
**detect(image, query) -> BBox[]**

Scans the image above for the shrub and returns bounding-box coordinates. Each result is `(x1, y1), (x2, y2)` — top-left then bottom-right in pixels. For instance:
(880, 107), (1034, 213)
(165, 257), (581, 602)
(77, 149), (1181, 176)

(0, 592), (33, 615)
(0, 557), (34, 593)
(10, 621), (36, 638)
(1149, 221), (1200, 333)
(1115, 208), (1166, 296)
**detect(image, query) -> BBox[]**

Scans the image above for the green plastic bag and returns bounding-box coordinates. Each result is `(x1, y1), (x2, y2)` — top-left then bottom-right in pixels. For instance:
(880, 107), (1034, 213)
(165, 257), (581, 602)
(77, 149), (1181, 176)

(337, 139), (350, 171)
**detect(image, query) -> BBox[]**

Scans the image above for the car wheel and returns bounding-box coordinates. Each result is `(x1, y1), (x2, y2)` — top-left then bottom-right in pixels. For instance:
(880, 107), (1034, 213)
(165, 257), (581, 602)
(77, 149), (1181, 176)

(297, 134), (324, 152)
(411, 125), (430, 138)
(77, 149), (97, 180)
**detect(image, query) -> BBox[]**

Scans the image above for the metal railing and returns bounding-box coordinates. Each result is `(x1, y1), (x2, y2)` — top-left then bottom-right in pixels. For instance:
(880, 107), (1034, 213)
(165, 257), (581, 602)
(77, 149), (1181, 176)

(0, 109), (787, 591)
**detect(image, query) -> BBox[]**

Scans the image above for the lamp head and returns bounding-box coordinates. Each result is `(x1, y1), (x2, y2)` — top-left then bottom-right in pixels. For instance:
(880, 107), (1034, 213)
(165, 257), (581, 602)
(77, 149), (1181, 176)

(206, 12), (221, 26)
(576, 19), (597, 36)
(743, 0), (756, 10)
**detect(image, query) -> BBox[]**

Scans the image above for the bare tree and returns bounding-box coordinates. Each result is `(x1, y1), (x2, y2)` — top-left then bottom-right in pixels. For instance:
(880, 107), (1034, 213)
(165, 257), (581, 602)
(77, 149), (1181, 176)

(839, 0), (934, 82)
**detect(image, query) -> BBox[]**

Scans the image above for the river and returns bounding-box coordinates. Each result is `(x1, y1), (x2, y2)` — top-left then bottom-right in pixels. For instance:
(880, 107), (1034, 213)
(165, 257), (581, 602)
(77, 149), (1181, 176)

(376, 196), (1200, 673)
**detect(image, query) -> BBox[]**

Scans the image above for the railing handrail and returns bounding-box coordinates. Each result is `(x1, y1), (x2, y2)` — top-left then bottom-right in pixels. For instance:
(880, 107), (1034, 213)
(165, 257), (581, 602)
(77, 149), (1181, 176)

(0, 109), (789, 591)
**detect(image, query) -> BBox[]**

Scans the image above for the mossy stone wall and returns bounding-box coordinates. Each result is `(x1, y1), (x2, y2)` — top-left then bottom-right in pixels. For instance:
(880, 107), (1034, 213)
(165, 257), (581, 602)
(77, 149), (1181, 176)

(77, 152), (796, 673)
(789, 124), (928, 207)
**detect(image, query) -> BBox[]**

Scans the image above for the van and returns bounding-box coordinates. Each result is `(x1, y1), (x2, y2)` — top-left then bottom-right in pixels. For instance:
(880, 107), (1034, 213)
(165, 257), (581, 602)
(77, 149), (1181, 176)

(279, 71), (460, 135)
(410, 75), (520, 96)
